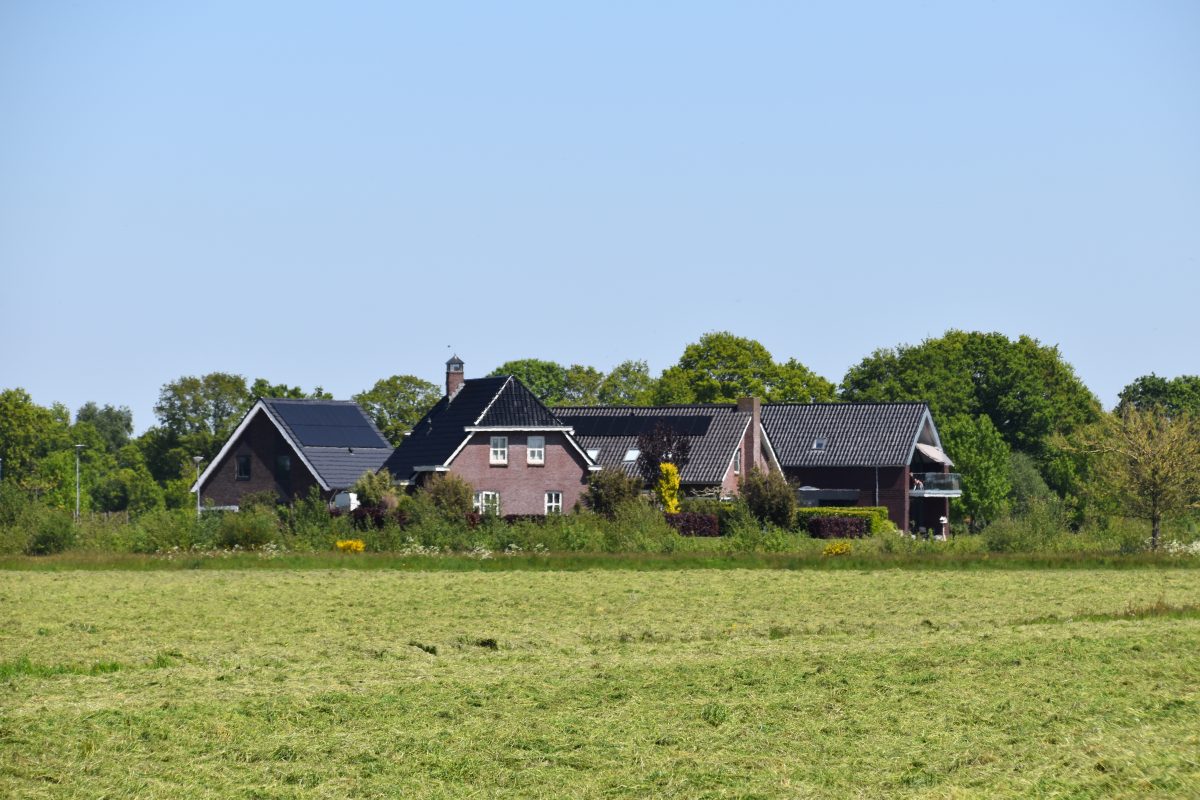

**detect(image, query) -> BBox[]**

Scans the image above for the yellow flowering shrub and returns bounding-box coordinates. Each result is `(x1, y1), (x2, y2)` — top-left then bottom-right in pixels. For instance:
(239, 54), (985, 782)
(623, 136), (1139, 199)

(822, 541), (852, 557)
(335, 539), (366, 554)
(656, 462), (681, 514)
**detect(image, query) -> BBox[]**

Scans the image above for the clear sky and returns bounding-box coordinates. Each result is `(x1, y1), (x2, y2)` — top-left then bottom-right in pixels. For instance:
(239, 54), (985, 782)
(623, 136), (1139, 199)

(2, 1), (1197, 432)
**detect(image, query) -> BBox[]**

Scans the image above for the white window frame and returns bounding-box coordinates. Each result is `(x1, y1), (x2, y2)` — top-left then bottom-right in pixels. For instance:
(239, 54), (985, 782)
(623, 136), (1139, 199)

(489, 436), (508, 465)
(734, 447), (742, 475)
(545, 491), (563, 514)
(623, 448), (640, 462)
(527, 435), (545, 465)
(473, 491), (501, 515)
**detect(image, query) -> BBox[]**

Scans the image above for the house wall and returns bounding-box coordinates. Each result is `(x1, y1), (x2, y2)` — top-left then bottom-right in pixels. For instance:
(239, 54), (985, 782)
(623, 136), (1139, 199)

(448, 432), (591, 515)
(201, 413), (318, 507)
(782, 465), (909, 530)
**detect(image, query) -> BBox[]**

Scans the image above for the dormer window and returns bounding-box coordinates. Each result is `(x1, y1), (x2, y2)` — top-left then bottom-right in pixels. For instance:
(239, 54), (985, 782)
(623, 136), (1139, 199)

(812, 437), (828, 451)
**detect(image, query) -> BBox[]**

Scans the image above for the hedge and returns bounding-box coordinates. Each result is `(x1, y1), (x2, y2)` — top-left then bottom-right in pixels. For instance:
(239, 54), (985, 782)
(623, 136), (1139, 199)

(794, 506), (893, 534)
(664, 513), (720, 537)
(807, 515), (869, 539)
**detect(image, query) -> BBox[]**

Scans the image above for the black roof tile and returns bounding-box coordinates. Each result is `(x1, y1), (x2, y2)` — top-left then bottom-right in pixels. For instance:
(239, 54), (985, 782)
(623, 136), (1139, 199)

(260, 399), (393, 490)
(761, 403), (929, 467)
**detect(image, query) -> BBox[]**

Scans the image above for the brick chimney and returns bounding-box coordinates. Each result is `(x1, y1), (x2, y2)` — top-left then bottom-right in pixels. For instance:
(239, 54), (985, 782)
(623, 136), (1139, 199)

(736, 397), (762, 473)
(446, 355), (465, 398)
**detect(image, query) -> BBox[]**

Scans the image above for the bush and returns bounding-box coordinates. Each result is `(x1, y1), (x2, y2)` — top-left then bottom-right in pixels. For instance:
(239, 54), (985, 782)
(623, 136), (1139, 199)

(351, 470), (398, 509)
(982, 497), (1068, 553)
(126, 508), (215, 553)
(794, 506), (893, 534)
(584, 468), (643, 517)
(216, 507), (279, 549)
(422, 473), (474, 518)
(739, 469), (795, 529)
(24, 509), (76, 555)
(807, 516), (868, 539)
(601, 501), (679, 553)
(239, 490), (281, 511)
(664, 513), (719, 537)
(655, 463), (681, 513)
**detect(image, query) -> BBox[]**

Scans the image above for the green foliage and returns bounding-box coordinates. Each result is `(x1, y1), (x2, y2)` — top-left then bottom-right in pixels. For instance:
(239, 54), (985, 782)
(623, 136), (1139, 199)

(739, 469), (796, 529)
(125, 509), (217, 553)
(216, 508), (279, 549)
(655, 332), (835, 404)
(584, 468), (643, 516)
(1117, 373), (1200, 417)
(0, 388), (72, 483)
(75, 402), (133, 454)
(600, 501), (679, 553)
(239, 490), (282, 511)
(351, 470), (398, 508)
(24, 508), (76, 555)
(940, 414), (1012, 528)
(840, 330), (1101, 466)
(559, 364), (605, 406)
(655, 463), (681, 513)
(1008, 451), (1057, 515)
(352, 375), (441, 446)
(488, 359), (570, 404)
(597, 360), (656, 406)
(154, 373), (252, 440)
(982, 498), (1068, 553)
(422, 473), (474, 519)
(249, 379), (332, 401)
(794, 506), (893, 534)
(635, 422), (691, 485)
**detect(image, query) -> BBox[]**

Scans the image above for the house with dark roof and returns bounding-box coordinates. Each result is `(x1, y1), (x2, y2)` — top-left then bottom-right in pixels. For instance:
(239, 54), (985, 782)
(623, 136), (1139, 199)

(760, 402), (960, 533)
(193, 398), (394, 508)
(553, 398), (779, 498)
(381, 358), (601, 515)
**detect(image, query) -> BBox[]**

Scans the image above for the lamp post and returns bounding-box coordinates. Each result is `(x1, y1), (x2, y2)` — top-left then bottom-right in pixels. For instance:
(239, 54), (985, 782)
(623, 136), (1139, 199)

(192, 456), (204, 518)
(74, 444), (86, 521)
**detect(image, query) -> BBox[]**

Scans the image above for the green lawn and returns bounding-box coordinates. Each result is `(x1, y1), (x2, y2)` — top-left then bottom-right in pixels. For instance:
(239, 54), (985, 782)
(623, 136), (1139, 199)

(2, 568), (1198, 798)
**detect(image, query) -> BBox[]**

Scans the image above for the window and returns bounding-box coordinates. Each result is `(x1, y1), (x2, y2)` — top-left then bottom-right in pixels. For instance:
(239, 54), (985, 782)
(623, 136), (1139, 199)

(275, 455), (291, 480)
(812, 437), (828, 451)
(623, 448), (640, 462)
(527, 435), (545, 465)
(734, 447), (742, 474)
(235, 455), (251, 481)
(586, 448), (600, 461)
(473, 491), (501, 515)
(490, 436), (508, 465)
(545, 491), (563, 514)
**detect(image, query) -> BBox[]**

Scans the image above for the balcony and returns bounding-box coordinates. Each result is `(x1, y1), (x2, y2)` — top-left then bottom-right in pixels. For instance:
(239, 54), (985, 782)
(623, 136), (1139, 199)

(909, 472), (962, 497)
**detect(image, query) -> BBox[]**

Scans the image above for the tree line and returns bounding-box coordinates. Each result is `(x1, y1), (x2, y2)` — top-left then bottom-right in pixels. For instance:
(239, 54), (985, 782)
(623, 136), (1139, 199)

(1, 330), (1197, 542)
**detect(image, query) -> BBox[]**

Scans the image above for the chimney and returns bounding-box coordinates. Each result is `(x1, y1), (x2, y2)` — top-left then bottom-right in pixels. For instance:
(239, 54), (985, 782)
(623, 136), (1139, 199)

(446, 355), (465, 398)
(736, 397), (762, 473)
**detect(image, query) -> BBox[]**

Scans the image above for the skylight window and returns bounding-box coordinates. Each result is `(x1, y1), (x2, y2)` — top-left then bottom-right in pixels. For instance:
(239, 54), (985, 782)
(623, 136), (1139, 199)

(586, 448), (601, 461)
(623, 448), (640, 462)
(812, 438), (828, 451)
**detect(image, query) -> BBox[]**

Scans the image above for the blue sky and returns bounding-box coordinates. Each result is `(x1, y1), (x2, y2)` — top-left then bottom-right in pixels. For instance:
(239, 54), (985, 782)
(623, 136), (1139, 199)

(1, 1), (1197, 432)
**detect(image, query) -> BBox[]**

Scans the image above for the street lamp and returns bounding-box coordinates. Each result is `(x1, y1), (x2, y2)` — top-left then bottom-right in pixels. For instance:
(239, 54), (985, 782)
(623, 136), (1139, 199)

(192, 456), (205, 518)
(74, 444), (86, 521)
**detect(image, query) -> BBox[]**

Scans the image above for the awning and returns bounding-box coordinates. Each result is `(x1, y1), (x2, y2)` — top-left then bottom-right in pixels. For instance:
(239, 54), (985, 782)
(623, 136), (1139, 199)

(915, 443), (954, 466)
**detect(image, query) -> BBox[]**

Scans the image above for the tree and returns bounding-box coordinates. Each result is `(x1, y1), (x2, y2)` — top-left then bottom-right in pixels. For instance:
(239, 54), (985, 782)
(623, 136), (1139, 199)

(75, 402), (133, 454)
(559, 364), (605, 406)
(583, 468), (642, 516)
(488, 359), (569, 404)
(1071, 407), (1200, 549)
(1117, 374), (1200, 418)
(0, 389), (72, 482)
(353, 375), (441, 446)
(635, 422), (691, 485)
(597, 360), (656, 406)
(939, 414), (1012, 529)
(154, 373), (252, 440)
(250, 379), (333, 400)
(840, 330), (1100, 471)
(654, 332), (834, 404)
(655, 463), (681, 513)
(739, 468), (795, 529)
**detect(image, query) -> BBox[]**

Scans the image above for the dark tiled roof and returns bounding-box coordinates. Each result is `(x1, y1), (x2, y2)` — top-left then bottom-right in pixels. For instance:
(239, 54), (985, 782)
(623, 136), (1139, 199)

(553, 406), (749, 486)
(260, 399), (393, 490)
(383, 376), (566, 480)
(761, 403), (929, 467)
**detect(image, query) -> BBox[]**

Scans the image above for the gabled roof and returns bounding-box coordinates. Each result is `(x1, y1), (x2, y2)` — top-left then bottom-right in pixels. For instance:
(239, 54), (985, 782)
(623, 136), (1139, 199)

(383, 376), (573, 481)
(193, 399), (393, 493)
(553, 405), (750, 486)
(760, 402), (932, 468)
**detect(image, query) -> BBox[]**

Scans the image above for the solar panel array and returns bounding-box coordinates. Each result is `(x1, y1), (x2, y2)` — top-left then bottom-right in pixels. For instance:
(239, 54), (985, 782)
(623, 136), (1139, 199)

(560, 414), (712, 438)
(269, 402), (390, 448)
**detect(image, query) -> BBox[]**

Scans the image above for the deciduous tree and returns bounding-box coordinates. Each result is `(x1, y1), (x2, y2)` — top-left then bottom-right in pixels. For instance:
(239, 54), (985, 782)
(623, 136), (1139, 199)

(488, 359), (569, 404)
(353, 375), (441, 446)
(939, 414), (1012, 529)
(635, 422), (691, 485)
(654, 333), (834, 404)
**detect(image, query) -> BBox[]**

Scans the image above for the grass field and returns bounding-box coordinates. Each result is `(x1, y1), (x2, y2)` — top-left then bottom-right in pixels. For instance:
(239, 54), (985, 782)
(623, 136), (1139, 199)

(2, 567), (1199, 798)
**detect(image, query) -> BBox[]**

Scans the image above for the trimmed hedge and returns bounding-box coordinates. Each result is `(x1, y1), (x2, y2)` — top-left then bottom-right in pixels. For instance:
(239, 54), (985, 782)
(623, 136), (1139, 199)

(807, 515), (869, 539)
(664, 513), (720, 537)
(794, 506), (893, 534)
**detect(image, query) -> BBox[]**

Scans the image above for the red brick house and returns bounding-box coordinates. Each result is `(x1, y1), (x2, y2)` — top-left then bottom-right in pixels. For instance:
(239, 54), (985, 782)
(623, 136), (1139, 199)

(760, 402), (961, 533)
(192, 398), (394, 508)
(381, 358), (601, 515)
(553, 398), (779, 498)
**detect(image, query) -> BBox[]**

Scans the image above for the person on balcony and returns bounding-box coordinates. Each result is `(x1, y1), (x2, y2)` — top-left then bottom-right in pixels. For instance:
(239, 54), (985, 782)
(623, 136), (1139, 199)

(911, 475), (924, 490)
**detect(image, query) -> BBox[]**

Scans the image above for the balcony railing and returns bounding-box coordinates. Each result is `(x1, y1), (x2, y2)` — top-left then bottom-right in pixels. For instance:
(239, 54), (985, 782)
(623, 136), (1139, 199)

(910, 472), (962, 495)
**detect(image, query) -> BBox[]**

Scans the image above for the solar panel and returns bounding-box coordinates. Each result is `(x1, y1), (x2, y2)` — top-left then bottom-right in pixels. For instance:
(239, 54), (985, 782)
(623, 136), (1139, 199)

(561, 414), (711, 438)
(269, 403), (389, 448)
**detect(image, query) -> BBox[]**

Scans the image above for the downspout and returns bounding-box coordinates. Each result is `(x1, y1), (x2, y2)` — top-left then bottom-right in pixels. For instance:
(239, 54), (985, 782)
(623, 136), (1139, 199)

(874, 467), (879, 506)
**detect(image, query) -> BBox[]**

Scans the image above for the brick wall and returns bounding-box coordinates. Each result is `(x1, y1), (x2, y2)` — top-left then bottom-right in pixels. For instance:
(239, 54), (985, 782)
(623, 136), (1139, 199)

(448, 431), (591, 515)
(782, 465), (910, 530)
(200, 412), (318, 507)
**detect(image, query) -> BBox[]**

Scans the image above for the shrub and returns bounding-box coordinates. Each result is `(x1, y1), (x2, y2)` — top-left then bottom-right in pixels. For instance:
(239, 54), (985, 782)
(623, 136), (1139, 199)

(216, 507), (278, 549)
(822, 541), (852, 557)
(807, 516), (868, 539)
(24, 508), (76, 555)
(664, 512), (720, 537)
(584, 468), (642, 517)
(126, 508), (213, 553)
(335, 539), (365, 553)
(239, 490), (281, 511)
(795, 506), (893, 534)
(739, 469), (795, 529)
(351, 470), (398, 509)
(422, 473), (474, 518)
(601, 501), (679, 553)
(982, 497), (1068, 552)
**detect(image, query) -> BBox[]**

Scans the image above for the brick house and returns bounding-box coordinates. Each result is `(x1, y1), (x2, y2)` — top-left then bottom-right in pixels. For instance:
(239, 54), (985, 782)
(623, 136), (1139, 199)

(553, 398), (779, 498)
(760, 402), (961, 533)
(381, 358), (601, 515)
(192, 398), (394, 508)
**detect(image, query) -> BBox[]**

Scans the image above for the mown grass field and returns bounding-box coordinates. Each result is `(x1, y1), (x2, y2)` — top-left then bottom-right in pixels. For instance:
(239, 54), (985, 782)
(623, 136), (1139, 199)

(2, 567), (1199, 798)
